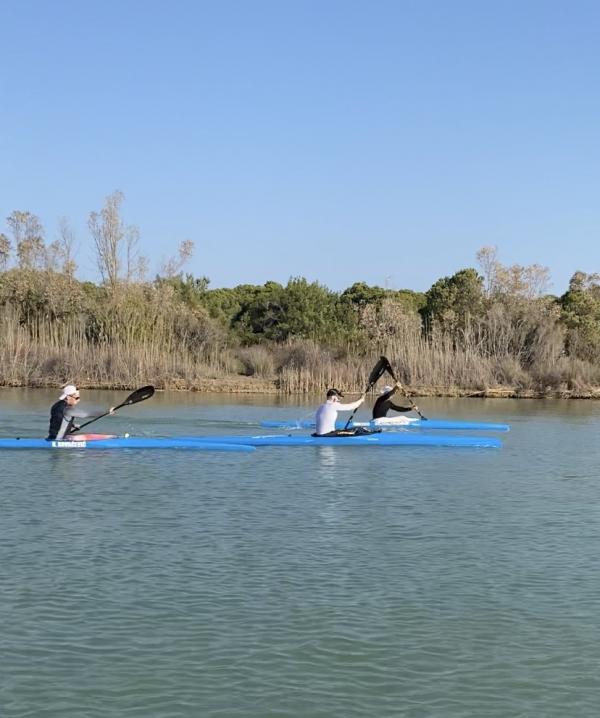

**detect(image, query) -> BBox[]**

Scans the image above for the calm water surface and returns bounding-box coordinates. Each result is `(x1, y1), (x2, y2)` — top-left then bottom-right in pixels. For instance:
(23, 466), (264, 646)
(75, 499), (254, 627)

(1, 389), (600, 717)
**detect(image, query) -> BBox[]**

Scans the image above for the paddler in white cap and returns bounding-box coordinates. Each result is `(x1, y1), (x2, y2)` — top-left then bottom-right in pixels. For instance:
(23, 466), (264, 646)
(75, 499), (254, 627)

(47, 384), (114, 440)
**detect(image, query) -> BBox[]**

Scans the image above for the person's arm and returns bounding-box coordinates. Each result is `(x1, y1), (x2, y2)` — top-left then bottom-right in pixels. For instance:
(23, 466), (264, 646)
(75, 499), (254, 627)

(68, 406), (116, 419)
(337, 396), (365, 412)
(67, 407), (93, 420)
(65, 406), (115, 433)
(389, 401), (414, 413)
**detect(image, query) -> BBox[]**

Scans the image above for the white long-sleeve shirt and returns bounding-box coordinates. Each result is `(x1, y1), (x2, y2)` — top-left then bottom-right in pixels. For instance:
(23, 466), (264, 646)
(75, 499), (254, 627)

(315, 397), (363, 435)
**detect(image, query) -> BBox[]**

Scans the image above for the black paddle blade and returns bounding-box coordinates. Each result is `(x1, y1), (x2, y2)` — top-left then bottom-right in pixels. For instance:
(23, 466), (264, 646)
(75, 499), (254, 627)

(115, 385), (155, 410)
(367, 357), (389, 389)
(380, 356), (397, 382)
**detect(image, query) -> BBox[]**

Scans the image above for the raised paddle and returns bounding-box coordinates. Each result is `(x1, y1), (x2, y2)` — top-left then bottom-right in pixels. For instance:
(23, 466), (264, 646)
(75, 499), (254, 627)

(380, 357), (428, 420)
(343, 356), (389, 430)
(74, 385), (155, 432)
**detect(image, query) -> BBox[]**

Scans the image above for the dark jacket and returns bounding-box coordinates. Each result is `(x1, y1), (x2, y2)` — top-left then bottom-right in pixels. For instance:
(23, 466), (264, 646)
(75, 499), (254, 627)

(372, 389), (412, 419)
(47, 399), (77, 440)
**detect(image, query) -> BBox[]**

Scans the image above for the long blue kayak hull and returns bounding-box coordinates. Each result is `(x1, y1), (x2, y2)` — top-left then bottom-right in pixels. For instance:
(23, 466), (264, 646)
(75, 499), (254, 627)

(181, 434), (502, 448)
(260, 419), (510, 432)
(0, 437), (255, 452)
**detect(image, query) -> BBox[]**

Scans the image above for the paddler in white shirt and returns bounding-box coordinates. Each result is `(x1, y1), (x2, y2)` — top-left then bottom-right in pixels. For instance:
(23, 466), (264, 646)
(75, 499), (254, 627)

(314, 388), (365, 436)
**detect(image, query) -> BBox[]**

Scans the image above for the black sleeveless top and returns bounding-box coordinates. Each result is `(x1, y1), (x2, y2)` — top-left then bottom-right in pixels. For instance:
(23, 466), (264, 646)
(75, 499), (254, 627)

(47, 399), (75, 440)
(372, 390), (412, 419)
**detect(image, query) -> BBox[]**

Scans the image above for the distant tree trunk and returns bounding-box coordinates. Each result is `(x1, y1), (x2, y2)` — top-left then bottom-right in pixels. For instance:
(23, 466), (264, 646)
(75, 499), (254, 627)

(56, 216), (78, 276)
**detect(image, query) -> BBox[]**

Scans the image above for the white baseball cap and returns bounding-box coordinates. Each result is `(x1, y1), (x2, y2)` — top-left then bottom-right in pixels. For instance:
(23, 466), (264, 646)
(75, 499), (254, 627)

(380, 385), (393, 394)
(60, 384), (79, 400)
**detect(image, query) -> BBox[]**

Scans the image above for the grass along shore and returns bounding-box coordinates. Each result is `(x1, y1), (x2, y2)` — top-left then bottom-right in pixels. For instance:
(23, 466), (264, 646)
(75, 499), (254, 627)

(3, 323), (600, 399)
(4, 374), (600, 399)
(3, 262), (600, 400)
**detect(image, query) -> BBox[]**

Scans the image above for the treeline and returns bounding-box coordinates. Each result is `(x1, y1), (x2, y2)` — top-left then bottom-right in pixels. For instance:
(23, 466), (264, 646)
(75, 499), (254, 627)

(2, 193), (600, 395)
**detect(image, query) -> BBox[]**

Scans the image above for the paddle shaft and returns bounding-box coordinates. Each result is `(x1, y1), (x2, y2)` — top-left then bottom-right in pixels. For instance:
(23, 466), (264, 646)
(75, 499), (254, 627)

(74, 386), (155, 431)
(384, 362), (427, 420)
(342, 391), (367, 431)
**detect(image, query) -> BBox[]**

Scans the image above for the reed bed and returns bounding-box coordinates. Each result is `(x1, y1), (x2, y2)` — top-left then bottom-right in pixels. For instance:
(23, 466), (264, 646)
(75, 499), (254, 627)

(2, 274), (600, 396)
(0, 305), (226, 389)
(2, 307), (600, 395)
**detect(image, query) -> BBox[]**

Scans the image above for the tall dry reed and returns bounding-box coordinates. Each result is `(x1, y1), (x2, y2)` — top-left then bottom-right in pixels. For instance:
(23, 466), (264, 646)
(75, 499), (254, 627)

(2, 272), (600, 395)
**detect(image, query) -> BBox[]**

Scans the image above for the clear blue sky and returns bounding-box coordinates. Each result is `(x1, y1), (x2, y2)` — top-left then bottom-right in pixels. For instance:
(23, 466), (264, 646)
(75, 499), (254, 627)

(1, 0), (599, 294)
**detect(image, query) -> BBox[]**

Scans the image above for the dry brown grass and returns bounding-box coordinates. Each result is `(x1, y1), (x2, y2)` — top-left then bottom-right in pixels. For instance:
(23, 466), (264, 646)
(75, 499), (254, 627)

(2, 276), (600, 396)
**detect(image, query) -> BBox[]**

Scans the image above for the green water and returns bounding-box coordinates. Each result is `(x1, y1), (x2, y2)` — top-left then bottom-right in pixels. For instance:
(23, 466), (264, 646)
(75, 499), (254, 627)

(1, 389), (600, 717)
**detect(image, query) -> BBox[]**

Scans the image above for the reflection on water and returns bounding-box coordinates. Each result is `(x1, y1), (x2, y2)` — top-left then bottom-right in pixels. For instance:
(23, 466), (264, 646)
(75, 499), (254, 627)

(316, 445), (338, 471)
(316, 446), (345, 526)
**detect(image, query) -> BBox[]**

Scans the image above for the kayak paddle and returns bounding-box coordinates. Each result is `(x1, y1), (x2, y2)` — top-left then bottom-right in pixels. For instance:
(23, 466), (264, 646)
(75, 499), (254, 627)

(381, 357), (427, 420)
(74, 385), (155, 431)
(343, 356), (389, 429)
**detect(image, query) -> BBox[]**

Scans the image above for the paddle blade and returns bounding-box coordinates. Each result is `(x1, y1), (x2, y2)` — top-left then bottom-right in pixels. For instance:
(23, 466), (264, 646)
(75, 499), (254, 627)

(367, 357), (389, 389)
(115, 385), (155, 410)
(380, 356), (397, 382)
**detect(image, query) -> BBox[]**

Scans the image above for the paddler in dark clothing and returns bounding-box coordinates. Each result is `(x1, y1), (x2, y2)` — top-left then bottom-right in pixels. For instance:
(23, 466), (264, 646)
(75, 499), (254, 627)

(372, 384), (418, 419)
(47, 384), (114, 440)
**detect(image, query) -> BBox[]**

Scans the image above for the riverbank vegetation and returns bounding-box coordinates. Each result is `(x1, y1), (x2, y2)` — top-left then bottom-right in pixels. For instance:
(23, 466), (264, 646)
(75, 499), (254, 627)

(2, 193), (600, 397)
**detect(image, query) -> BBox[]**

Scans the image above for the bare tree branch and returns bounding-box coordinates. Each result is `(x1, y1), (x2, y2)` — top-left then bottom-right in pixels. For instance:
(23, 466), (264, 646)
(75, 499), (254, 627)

(88, 191), (140, 288)
(160, 239), (195, 277)
(7, 211), (46, 269)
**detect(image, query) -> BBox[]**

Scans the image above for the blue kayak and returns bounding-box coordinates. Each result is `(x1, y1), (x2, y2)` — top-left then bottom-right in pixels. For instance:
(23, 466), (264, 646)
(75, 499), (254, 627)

(181, 433), (502, 448)
(260, 419), (510, 432)
(0, 437), (255, 452)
